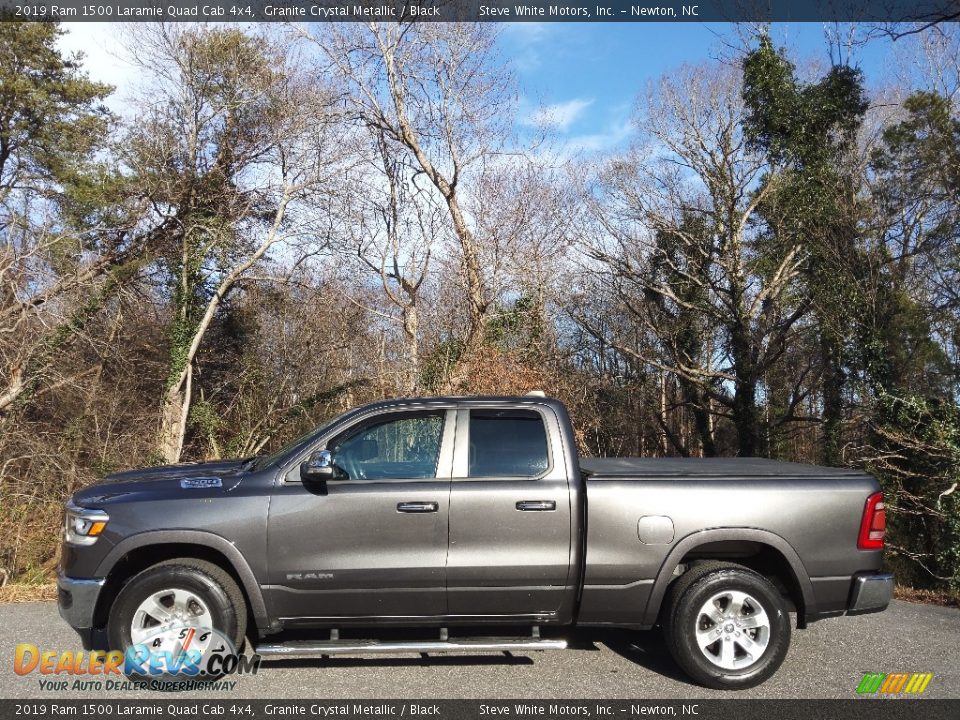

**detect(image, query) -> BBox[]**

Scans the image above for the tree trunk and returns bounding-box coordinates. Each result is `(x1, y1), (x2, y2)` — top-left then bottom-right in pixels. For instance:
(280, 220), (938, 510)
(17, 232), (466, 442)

(688, 387), (717, 457)
(402, 304), (419, 394)
(441, 193), (488, 390)
(0, 363), (25, 416)
(733, 378), (760, 457)
(820, 330), (844, 466)
(659, 371), (670, 455)
(158, 363), (192, 464)
(730, 322), (761, 457)
(154, 194), (290, 464)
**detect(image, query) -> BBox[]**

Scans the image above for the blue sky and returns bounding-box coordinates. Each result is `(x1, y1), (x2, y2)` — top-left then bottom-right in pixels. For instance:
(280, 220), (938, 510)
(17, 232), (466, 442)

(60, 21), (900, 156)
(499, 22), (898, 154)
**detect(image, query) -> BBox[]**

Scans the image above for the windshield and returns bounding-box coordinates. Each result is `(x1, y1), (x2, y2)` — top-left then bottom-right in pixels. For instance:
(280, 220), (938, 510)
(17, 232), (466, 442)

(249, 413), (345, 472)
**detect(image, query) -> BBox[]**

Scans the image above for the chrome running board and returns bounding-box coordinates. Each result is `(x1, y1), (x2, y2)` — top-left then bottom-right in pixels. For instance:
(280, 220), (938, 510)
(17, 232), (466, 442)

(255, 637), (567, 658)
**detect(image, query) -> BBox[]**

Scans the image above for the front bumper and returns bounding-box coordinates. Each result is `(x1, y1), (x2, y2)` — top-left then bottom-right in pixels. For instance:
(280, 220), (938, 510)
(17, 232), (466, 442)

(57, 570), (105, 645)
(847, 572), (895, 615)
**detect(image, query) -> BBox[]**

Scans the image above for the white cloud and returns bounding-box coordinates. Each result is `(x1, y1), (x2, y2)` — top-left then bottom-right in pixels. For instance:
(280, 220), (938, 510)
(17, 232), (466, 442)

(525, 98), (594, 130)
(565, 118), (633, 153)
(57, 23), (135, 114)
(500, 22), (554, 73)
(533, 115), (634, 164)
(502, 22), (552, 44)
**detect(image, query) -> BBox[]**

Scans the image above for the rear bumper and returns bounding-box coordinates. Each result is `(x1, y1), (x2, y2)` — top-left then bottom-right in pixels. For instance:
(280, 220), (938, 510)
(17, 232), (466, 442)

(57, 570), (105, 647)
(847, 572), (895, 615)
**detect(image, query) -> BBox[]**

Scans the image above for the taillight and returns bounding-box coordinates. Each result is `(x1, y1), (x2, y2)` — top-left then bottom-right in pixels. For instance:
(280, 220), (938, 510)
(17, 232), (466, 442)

(858, 491), (886, 550)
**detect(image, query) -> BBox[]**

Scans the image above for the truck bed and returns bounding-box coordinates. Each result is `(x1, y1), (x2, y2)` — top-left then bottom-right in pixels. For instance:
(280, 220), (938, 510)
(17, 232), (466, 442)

(576, 454), (880, 628)
(580, 456), (868, 480)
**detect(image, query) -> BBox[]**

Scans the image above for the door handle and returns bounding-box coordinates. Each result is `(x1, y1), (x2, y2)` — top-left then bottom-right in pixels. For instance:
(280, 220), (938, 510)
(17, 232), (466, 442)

(516, 500), (556, 512)
(397, 501), (439, 513)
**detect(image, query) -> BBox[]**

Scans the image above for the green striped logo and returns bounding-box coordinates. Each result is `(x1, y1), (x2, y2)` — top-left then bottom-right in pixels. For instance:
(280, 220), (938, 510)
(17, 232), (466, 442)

(857, 672), (933, 694)
(857, 673), (886, 693)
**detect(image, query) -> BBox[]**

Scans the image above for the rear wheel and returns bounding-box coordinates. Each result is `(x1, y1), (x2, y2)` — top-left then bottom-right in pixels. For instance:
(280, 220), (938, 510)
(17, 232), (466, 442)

(663, 563), (791, 689)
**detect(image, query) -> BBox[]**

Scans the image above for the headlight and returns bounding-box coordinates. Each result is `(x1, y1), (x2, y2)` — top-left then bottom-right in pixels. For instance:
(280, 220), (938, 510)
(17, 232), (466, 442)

(64, 501), (109, 546)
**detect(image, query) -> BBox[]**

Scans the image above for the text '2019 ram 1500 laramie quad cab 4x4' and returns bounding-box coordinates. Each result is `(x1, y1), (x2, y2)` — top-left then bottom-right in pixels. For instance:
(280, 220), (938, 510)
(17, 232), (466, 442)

(58, 395), (893, 689)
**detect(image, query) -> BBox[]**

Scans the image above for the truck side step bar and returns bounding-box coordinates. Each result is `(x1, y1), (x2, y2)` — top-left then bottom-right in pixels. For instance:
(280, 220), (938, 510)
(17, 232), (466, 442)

(255, 637), (568, 658)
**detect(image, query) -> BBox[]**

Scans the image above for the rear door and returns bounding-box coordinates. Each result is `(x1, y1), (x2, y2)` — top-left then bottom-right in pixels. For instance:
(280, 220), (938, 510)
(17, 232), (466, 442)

(446, 405), (573, 618)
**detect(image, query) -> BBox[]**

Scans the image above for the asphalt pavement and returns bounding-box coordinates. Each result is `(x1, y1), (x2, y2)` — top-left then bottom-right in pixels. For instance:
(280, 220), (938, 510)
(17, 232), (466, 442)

(1, 600), (957, 700)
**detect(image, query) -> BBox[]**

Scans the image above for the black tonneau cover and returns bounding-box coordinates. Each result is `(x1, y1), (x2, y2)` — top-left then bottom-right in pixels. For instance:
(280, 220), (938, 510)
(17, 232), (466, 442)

(580, 456), (868, 479)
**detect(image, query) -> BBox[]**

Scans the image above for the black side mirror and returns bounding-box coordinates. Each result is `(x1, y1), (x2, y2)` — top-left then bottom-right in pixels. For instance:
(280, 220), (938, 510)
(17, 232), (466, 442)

(300, 450), (335, 481)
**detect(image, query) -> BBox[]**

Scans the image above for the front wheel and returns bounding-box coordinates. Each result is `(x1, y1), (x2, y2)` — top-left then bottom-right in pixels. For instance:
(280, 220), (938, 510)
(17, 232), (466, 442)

(107, 558), (247, 681)
(663, 563), (791, 689)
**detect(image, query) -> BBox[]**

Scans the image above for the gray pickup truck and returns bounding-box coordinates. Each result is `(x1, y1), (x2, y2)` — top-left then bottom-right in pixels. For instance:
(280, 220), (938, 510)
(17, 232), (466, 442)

(58, 395), (892, 689)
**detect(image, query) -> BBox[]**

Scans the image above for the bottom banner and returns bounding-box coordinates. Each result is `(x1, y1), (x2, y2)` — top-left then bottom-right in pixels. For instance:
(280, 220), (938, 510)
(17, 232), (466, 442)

(2, 699), (958, 720)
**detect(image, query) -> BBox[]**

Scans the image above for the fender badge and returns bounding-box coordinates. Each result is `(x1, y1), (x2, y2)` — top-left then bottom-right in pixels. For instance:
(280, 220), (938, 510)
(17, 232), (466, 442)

(180, 476), (222, 489)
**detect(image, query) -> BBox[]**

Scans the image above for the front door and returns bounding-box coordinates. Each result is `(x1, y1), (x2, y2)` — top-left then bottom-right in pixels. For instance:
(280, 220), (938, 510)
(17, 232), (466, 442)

(446, 407), (573, 618)
(266, 409), (454, 623)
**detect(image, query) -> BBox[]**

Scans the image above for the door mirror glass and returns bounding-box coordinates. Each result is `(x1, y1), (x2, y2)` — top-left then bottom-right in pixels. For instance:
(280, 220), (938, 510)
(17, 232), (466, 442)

(300, 449), (335, 481)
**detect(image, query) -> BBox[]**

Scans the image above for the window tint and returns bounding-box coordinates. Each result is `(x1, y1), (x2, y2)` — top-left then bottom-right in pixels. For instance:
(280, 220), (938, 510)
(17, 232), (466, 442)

(330, 412), (444, 481)
(468, 409), (549, 478)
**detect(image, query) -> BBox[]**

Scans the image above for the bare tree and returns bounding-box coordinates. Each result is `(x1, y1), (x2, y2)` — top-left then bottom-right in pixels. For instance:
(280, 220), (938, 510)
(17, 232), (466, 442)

(299, 22), (517, 387)
(469, 158), (577, 361)
(122, 25), (352, 463)
(872, 11), (960, 42)
(583, 64), (809, 456)
(348, 131), (442, 393)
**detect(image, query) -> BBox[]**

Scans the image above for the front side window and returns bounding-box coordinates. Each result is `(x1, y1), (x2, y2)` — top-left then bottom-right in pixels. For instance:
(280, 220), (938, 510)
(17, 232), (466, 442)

(329, 412), (445, 480)
(468, 409), (549, 478)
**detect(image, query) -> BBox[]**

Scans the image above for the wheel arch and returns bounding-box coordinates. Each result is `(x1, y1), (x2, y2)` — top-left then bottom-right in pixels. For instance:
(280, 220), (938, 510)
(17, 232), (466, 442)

(92, 531), (271, 636)
(643, 528), (814, 627)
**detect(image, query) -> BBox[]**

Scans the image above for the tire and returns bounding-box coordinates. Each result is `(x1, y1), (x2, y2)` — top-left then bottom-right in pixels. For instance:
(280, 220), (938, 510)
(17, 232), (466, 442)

(107, 558), (247, 681)
(663, 562), (791, 690)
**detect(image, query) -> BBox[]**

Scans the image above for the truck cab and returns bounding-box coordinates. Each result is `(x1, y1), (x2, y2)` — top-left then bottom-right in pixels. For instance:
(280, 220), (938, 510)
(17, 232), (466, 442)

(262, 396), (581, 625)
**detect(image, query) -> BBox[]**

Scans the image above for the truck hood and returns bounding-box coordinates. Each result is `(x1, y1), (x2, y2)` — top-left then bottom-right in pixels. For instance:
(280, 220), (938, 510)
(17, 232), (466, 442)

(71, 459), (247, 506)
(98, 459), (246, 484)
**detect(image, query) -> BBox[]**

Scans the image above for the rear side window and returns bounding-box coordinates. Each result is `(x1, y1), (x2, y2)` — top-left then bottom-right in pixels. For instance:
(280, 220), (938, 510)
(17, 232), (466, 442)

(468, 409), (549, 478)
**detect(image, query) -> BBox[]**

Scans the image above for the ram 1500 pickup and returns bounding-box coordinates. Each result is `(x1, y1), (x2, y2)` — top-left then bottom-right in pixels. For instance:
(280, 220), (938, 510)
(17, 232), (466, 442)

(58, 395), (893, 689)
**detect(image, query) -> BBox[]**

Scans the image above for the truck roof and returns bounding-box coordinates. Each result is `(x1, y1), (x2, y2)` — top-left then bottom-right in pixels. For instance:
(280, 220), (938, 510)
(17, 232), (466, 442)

(370, 394), (561, 402)
(580, 456), (870, 479)
(358, 395), (568, 411)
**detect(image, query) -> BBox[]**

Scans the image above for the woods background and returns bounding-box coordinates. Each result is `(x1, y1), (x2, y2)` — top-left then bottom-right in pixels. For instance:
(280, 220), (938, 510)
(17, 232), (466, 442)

(1, 21), (958, 599)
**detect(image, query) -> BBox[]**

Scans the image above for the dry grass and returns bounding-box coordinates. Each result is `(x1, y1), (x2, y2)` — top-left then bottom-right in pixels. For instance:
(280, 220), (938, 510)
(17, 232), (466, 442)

(0, 582), (57, 603)
(895, 584), (959, 608)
